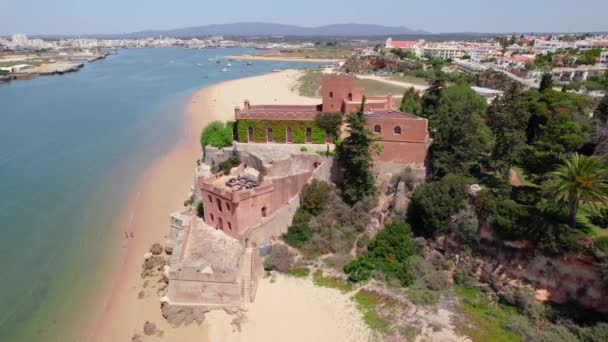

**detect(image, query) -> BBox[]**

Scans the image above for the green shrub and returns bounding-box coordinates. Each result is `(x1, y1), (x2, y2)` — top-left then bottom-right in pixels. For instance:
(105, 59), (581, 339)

(409, 174), (471, 237)
(200, 121), (234, 148)
(344, 220), (416, 286)
(212, 150), (240, 174)
(196, 200), (204, 218)
(312, 270), (353, 293)
(300, 179), (331, 215)
(286, 267), (310, 278)
(300, 146), (308, 152)
(283, 221), (312, 248)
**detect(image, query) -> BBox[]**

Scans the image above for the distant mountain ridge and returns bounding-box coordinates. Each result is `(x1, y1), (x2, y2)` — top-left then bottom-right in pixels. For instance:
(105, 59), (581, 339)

(125, 22), (429, 38)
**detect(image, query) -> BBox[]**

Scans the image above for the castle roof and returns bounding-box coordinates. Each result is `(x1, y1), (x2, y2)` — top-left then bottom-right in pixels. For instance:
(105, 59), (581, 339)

(236, 104), (322, 121)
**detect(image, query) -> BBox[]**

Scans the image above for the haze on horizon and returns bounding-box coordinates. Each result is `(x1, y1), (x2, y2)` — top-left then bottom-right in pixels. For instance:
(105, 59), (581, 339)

(1, 0), (607, 36)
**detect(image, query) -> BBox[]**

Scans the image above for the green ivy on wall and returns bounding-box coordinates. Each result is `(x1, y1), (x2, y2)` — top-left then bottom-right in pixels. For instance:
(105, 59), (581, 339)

(235, 120), (329, 144)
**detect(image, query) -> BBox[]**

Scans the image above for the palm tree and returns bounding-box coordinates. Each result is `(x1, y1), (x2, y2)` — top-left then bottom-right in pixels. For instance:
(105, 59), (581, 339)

(545, 153), (608, 228)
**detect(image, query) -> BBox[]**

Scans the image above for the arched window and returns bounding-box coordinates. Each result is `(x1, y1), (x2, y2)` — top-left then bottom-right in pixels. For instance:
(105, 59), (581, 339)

(228, 222), (232, 231)
(216, 198), (222, 212)
(348, 92), (353, 101)
(225, 202), (231, 212)
(261, 206), (267, 217)
(267, 127), (273, 142)
(210, 213), (215, 222)
(329, 91), (334, 98)
(286, 127), (293, 143)
(374, 125), (382, 134)
(394, 126), (402, 135)
(247, 126), (254, 142)
(208, 195), (212, 203)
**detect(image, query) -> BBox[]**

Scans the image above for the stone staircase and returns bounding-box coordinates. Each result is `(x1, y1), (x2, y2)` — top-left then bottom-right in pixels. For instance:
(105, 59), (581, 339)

(242, 247), (253, 304)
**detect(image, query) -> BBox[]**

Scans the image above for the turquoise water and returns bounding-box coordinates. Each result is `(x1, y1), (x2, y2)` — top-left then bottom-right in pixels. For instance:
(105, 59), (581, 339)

(0, 48), (314, 341)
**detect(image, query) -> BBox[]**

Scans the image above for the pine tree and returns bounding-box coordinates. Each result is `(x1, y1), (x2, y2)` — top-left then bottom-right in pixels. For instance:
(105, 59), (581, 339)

(539, 73), (553, 92)
(399, 87), (421, 115)
(486, 83), (530, 185)
(339, 98), (377, 205)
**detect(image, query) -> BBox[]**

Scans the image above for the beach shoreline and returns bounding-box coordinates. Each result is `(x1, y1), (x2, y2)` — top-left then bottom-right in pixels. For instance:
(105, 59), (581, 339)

(85, 69), (371, 342)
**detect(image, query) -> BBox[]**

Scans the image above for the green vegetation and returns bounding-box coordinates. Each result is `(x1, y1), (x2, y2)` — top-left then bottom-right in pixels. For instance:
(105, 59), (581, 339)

(300, 146), (308, 152)
(399, 87), (422, 115)
(344, 220), (416, 286)
(544, 154), (608, 228)
(0, 60), (46, 68)
(235, 119), (327, 144)
(253, 46), (354, 60)
(295, 68), (323, 97)
(299, 179), (331, 215)
(200, 121), (234, 148)
(263, 244), (294, 273)
(338, 98), (377, 205)
(409, 175), (471, 237)
(454, 285), (521, 342)
(389, 74), (430, 87)
(286, 267), (310, 278)
(314, 112), (342, 141)
(353, 290), (394, 332)
(353, 78), (411, 96)
(429, 84), (491, 176)
(312, 270), (353, 293)
(196, 200), (204, 218)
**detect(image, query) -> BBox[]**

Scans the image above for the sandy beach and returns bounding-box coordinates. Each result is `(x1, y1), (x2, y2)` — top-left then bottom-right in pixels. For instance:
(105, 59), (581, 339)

(224, 54), (341, 63)
(87, 69), (371, 342)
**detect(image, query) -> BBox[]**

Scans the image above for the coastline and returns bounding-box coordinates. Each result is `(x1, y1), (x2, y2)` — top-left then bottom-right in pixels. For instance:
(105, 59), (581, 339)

(86, 69), (372, 341)
(86, 69), (317, 341)
(224, 54), (341, 63)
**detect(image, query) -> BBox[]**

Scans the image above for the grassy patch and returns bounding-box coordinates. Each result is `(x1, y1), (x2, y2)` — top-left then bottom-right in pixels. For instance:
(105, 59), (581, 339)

(354, 78), (408, 96)
(353, 290), (394, 333)
(0, 59), (46, 68)
(406, 286), (441, 305)
(286, 267), (310, 278)
(388, 74), (430, 86)
(454, 285), (520, 342)
(295, 68), (323, 97)
(253, 47), (354, 60)
(312, 270), (353, 293)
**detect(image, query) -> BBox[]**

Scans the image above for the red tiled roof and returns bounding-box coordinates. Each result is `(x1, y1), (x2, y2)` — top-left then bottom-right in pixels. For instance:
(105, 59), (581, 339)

(237, 104), (322, 121)
(389, 41), (416, 49)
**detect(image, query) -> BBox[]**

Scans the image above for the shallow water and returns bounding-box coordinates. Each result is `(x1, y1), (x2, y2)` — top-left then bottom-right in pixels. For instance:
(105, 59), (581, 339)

(0, 48), (315, 342)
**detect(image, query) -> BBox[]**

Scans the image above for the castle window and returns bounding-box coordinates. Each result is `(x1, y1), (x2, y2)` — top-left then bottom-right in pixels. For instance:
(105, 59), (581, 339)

(329, 91), (334, 98)
(261, 206), (267, 217)
(374, 125), (382, 134)
(267, 127), (273, 142)
(348, 92), (353, 101)
(247, 127), (254, 142)
(394, 126), (402, 135)
(208, 195), (212, 203)
(216, 198), (222, 212)
(226, 202), (231, 212)
(306, 128), (312, 143)
(228, 222), (232, 231)
(286, 127), (293, 143)
(210, 213), (214, 222)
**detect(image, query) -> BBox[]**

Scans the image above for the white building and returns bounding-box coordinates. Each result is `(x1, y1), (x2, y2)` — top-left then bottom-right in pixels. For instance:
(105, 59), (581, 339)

(422, 45), (465, 59)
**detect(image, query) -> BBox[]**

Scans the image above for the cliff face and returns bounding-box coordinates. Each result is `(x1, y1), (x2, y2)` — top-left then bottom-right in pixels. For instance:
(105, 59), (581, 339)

(443, 223), (608, 313)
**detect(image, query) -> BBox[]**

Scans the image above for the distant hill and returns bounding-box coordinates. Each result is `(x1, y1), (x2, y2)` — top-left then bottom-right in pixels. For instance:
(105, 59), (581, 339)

(125, 22), (428, 38)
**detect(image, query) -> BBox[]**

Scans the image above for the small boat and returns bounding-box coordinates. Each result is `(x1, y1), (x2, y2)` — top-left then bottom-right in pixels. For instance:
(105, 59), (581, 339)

(216, 60), (221, 63)
(208, 58), (215, 61)
(221, 68), (228, 72)
(247, 62), (253, 66)
(226, 63), (232, 67)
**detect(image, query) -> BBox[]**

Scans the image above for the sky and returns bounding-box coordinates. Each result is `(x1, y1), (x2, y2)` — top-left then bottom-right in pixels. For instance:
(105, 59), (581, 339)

(1, 0), (607, 36)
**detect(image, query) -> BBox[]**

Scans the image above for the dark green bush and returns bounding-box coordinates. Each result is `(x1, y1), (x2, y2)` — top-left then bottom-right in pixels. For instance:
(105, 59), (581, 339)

(590, 207), (608, 228)
(196, 200), (204, 218)
(300, 180), (331, 216)
(344, 220), (416, 286)
(409, 174), (471, 237)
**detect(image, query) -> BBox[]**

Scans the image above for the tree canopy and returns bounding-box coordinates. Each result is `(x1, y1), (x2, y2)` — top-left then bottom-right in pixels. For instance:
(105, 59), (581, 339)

(200, 121), (234, 148)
